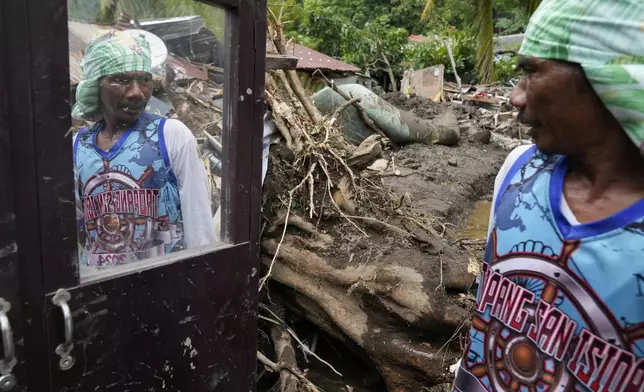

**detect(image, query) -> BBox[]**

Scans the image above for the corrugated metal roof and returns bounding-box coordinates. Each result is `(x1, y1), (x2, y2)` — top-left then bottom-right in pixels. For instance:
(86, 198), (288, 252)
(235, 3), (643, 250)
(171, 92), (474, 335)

(267, 42), (360, 73)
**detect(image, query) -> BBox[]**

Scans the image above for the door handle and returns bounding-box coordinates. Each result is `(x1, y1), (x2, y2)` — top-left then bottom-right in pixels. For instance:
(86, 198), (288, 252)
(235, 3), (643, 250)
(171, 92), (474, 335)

(52, 289), (75, 371)
(0, 298), (17, 391)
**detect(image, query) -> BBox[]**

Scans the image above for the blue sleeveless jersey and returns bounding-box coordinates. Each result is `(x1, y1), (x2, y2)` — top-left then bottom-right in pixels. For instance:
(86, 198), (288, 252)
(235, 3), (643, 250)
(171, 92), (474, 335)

(73, 112), (185, 267)
(454, 146), (644, 392)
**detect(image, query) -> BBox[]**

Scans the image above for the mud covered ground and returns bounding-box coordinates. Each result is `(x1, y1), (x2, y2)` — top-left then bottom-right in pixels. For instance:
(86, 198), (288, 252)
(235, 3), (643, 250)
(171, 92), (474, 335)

(383, 92), (507, 228)
(259, 92), (511, 392)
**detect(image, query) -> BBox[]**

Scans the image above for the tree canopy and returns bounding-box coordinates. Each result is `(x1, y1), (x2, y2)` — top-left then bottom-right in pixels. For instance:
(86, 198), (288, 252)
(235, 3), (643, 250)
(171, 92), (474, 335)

(269, 0), (535, 85)
(69, 0), (536, 86)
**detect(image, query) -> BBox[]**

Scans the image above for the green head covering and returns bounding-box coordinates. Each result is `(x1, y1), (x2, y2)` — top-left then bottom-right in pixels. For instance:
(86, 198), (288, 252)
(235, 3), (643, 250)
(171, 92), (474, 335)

(72, 30), (152, 122)
(519, 0), (644, 154)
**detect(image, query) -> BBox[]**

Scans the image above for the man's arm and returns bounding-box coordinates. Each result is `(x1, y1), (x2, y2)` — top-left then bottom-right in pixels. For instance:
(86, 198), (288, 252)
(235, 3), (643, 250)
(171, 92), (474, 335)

(163, 119), (217, 249)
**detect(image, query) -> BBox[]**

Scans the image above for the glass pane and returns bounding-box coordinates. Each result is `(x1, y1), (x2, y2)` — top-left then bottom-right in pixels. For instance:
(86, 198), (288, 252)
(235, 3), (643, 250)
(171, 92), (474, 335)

(67, 0), (228, 282)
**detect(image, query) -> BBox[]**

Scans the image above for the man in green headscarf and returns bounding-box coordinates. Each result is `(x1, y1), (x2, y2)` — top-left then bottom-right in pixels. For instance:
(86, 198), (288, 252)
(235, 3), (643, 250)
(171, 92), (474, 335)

(73, 30), (215, 268)
(451, 1), (644, 390)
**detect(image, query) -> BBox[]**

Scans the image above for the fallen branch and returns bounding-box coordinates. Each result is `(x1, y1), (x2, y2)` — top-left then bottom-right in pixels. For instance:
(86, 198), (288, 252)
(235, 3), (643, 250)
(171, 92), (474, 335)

(330, 83), (390, 141)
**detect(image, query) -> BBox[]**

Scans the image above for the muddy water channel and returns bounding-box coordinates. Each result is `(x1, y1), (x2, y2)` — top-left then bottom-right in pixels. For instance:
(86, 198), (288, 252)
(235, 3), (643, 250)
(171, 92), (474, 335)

(460, 200), (492, 240)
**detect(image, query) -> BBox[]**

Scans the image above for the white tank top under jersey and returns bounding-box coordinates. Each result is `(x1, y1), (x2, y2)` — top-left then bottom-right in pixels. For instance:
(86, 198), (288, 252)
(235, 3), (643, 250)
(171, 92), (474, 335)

(488, 144), (580, 240)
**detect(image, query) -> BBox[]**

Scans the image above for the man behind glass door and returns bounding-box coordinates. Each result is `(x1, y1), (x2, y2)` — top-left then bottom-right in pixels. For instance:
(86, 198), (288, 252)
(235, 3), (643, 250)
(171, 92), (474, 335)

(72, 30), (215, 268)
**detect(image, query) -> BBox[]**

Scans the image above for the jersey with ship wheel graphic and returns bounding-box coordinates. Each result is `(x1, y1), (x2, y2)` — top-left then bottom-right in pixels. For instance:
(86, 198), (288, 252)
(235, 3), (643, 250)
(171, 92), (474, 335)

(453, 148), (644, 392)
(74, 112), (185, 267)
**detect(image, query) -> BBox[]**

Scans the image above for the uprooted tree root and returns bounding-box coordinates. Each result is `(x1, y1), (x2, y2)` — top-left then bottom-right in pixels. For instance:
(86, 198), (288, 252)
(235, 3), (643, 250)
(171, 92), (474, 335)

(257, 17), (479, 392)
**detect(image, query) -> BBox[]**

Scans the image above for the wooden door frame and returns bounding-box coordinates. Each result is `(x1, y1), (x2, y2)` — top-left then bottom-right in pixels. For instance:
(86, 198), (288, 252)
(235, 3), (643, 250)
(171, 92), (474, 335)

(0, 2), (28, 390)
(2, 0), (266, 390)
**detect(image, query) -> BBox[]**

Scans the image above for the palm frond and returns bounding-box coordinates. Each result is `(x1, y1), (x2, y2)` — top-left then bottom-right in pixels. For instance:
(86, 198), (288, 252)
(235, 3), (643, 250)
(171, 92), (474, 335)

(474, 0), (494, 83)
(420, 0), (435, 21)
(97, 0), (116, 23)
(523, 0), (542, 15)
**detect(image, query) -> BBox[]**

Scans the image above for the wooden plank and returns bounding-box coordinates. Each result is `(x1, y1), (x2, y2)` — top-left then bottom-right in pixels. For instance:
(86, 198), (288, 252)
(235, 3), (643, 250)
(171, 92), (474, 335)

(266, 53), (298, 70)
(402, 65), (444, 102)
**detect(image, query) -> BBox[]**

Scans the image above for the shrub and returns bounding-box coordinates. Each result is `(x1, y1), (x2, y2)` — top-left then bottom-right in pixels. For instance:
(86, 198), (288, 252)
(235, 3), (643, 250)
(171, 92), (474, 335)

(493, 53), (521, 82)
(404, 29), (477, 83)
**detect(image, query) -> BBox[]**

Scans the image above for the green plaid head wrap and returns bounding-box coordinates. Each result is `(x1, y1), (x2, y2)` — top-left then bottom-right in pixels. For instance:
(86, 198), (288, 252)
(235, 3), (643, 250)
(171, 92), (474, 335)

(72, 30), (152, 121)
(519, 0), (644, 154)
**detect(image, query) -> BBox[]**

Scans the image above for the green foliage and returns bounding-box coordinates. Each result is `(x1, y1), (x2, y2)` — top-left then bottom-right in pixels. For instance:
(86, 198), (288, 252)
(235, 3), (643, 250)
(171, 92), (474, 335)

(404, 30), (477, 82)
(493, 54), (521, 82)
(495, 0), (531, 34)
(343, 19), (411, 73)
(422, 0), (540, 83)
(273, 0), (417, 80)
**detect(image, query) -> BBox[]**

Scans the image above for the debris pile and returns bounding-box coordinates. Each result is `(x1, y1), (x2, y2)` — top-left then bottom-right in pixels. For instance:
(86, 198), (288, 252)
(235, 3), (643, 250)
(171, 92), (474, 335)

(252, 18), (530, 392)
(256, 28), (534, 390)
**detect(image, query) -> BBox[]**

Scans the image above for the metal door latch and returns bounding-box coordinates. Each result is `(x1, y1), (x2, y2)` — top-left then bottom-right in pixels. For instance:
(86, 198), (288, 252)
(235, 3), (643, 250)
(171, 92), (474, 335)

(0, 298), (17, 391)
(52, 289), (75, 371)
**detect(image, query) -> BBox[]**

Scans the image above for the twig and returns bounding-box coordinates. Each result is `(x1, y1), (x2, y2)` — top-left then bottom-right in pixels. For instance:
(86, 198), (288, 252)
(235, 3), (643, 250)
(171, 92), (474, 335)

(265, 74), (297, 150)
(332, 97), (361, 119)
(450, 238), (487, 246)
(326, 148), (357, 190)
(268, 213), (332, 245)
(259, 162), (317, 291)
(315, 188), (327, 230)
(434, 310), (471, 356)
(259, 311), (344, 377)
(256, 351), (321, 392)
(308, 172), (315, 219)
(186, 91), (221, 113)
(435, 253), (444, 292)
